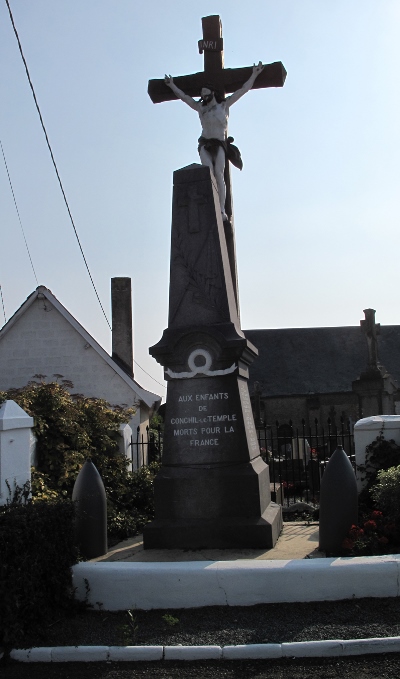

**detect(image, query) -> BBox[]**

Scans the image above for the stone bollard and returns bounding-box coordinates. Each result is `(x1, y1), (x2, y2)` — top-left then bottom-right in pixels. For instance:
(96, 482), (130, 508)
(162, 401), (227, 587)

(72, 459), (107, 559)
(319, 445), (358, 554)
(0, 400), (34, 505)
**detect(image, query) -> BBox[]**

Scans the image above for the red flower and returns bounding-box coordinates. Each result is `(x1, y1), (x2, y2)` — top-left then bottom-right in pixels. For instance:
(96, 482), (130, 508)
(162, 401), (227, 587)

(342, 538), (354, 550)
(349, 525), (364, 539)
(378, 536), (389, 545)
(371, 511), (383, 519)
(363, 520), (377, 532)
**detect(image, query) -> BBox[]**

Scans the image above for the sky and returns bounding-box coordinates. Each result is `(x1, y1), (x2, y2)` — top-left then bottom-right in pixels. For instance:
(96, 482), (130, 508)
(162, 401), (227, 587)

(1, 1), (400, 400)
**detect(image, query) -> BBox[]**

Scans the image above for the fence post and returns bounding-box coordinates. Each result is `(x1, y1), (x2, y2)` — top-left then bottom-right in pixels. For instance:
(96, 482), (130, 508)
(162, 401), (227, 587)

(0, 400), (34, 505)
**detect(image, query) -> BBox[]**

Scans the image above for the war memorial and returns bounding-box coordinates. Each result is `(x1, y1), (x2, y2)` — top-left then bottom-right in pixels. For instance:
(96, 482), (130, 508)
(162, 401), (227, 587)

(143, 15), (287, 550)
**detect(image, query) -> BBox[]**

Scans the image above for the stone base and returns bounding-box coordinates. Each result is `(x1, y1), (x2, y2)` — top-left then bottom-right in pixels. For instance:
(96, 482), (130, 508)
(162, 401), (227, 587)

(143, 502), (282, 551)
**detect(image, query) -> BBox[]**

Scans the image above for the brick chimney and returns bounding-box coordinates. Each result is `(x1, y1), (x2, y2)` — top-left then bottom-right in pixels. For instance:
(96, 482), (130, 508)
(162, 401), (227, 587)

(111, 277), (133, 378)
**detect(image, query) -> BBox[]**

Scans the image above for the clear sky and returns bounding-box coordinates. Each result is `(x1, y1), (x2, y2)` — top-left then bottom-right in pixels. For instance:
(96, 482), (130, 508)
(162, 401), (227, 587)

(1, 1), (399, 399)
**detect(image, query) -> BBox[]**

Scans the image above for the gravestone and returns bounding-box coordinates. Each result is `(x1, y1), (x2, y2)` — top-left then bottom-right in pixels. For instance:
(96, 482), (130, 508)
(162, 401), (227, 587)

(143, 15), (285, 549)
(143, 165), (282, 549)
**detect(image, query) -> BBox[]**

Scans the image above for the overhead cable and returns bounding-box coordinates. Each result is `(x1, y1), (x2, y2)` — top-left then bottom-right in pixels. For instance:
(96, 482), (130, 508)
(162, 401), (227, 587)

(5, 0), (111, 330)
(5, 1), (165, 394)
(0, 284), (6, 324)
(133, 359), (166, 390)
(0, 138), (39, 286)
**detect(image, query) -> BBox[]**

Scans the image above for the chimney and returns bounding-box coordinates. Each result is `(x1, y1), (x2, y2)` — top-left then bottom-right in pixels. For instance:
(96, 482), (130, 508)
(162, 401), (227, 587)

(111, 277), (134, 378)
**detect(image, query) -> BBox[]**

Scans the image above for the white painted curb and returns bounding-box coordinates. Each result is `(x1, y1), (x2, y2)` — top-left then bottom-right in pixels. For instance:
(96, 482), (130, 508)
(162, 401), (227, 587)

(72, 556), (400, 611)
(222, 644), (282, 659)
(281, 640), (343, 658)
(7, 638), (400, 662)
(164, 645), (222, 660)
(52, 646), (109, 662)
(108, 646), (163, 661)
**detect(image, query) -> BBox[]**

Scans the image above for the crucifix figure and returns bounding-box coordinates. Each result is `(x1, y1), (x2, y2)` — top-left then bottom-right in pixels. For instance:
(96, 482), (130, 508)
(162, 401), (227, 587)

(148, 15), (286, 223)
(164, 63), (263, 222)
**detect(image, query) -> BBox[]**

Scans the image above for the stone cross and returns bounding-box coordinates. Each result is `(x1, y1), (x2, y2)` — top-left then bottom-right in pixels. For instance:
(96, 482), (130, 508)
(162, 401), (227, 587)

(148, 15), (287, 103)
(360, 308), (381, 371)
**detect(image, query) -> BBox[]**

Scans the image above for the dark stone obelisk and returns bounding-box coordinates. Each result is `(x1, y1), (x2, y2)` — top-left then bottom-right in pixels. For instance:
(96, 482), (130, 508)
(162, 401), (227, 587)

(143, 164), (282, 549)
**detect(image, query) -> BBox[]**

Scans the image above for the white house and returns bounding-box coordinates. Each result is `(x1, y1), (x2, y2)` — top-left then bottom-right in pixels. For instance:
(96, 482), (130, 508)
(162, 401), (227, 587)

(0, 284), (161, 445)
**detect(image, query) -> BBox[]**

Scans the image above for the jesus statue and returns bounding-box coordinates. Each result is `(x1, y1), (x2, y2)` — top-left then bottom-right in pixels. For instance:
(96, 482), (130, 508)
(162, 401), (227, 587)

(164, 62), (264, 222)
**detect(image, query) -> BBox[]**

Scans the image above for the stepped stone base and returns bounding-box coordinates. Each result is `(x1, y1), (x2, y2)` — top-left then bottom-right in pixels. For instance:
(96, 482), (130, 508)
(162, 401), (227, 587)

(144, 503), (282, 551)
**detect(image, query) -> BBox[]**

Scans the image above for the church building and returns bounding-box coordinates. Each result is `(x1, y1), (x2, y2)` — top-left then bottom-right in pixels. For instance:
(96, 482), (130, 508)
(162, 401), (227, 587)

(245, 309), (400, 429)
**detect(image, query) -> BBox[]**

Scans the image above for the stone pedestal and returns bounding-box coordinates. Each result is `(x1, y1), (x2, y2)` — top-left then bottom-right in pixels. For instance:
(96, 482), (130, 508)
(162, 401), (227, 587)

(143, 164), (282, 550)
(352, 367), (398, 419)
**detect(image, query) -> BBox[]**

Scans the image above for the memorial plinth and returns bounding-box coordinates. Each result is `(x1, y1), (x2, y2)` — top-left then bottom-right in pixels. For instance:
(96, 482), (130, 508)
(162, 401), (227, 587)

(143, 164), (282, 549)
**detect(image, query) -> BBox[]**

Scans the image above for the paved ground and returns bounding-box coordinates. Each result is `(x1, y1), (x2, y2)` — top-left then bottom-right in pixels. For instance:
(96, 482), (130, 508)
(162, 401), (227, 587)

(2, 655), (400, 678)
(94, 522), (323, 563)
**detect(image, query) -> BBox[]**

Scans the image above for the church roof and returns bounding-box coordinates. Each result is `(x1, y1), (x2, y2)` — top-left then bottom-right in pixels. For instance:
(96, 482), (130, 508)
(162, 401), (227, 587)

(244, 326), (400, 397)
(0, 286), (161, 409)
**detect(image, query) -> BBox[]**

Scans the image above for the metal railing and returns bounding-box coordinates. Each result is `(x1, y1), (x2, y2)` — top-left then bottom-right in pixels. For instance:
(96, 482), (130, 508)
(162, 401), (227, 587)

(129, 418), (354, 507)
(130, 425), (163, 470)
(257, 417), (355, 506)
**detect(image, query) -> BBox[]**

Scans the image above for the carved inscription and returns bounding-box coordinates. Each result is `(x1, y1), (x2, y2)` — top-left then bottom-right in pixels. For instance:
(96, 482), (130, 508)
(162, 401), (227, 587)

(169, 390), (237, 448)
(198, 37), (223, 53)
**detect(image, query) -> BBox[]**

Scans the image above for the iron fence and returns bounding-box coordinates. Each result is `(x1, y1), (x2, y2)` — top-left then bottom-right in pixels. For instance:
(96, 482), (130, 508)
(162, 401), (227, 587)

(257, 418), (355, 507)
(130, 425), (163, 469)
(129, 418), (355, 507)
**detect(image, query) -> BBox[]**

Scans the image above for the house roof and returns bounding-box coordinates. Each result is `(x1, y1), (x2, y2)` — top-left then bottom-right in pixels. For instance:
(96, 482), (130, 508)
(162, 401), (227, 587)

(0, 286), (161, 410)
(244, 326), (400, 397)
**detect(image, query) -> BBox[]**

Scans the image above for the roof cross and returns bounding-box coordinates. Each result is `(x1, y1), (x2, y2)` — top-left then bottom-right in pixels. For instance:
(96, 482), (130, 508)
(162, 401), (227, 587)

(361, 308), (381, 371)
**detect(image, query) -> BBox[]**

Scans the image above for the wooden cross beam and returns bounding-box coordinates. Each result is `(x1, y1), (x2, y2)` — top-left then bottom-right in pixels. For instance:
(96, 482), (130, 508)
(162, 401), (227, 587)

(148, 15), (286, 103)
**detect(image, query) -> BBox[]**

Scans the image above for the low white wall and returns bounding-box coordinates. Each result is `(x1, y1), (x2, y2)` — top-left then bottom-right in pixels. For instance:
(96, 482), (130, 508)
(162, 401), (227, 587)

(72, 556), (400, 611)
(354, 415), (400, 491)
(0, 400), (34, 504)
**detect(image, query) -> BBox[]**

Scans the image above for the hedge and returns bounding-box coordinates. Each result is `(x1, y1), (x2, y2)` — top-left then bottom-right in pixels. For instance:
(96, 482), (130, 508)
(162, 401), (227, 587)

(0, 498), (79, 647)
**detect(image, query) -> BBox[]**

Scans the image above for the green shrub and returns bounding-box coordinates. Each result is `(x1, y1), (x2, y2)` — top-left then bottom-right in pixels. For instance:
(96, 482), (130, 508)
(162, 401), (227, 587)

(0, 498), (79, 647)
(370, 465), (400, 522)
(1, 380), (159, 543)
(4, 379), (135, 495)
(358, 432), (400, 489)
(0, 382), (159, 544)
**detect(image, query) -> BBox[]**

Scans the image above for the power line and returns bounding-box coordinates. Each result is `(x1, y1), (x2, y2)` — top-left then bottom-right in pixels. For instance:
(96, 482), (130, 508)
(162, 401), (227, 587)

(5, 1), (165, 393)
(133, 359), (166, 390)
(5, 0), (111, 331)
(5, 1), (165, 394)
(0, 138), (39, 286)
(0, 284), (6, 324)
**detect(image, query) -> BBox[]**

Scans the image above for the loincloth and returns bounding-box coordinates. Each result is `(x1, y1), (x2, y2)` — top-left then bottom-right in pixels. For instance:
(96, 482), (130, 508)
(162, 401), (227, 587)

(198, 136), (243, 170)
